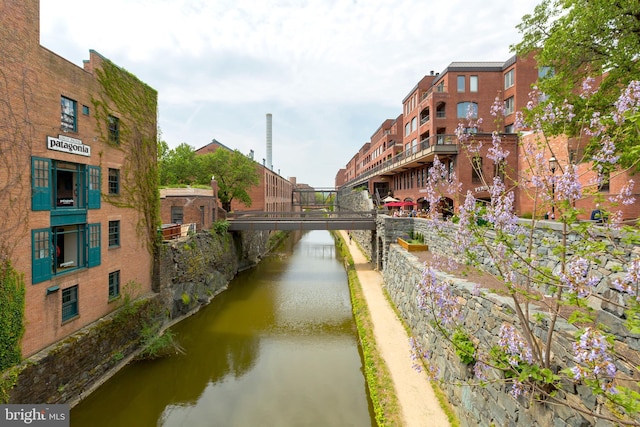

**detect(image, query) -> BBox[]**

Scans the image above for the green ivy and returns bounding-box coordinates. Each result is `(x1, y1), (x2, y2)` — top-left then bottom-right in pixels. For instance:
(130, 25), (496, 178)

(0, 261), (25, 372)
(92, 58), (160, 255)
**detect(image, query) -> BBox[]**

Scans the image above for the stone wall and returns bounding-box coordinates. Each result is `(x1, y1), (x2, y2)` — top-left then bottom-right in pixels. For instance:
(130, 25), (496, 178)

(382, 217), (640, 426)
(4, 229), (274, 405)
(7, 297), (162, 405)
(337, 189), (375, 259)
(411, 218), (640, 352)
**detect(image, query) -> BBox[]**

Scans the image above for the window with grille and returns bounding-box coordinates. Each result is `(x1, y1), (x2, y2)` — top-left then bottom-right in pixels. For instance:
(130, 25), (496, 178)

(109, 270), (120, 300)
(108, 220), (120, 248)
(62, 285), (79, 322)
(61, 96), (77, 132)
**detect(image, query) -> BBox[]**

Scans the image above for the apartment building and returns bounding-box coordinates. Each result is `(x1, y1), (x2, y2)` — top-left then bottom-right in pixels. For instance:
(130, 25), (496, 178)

(0, 1), (157, 356)
(338, 55), (539, 213)
(195, 140), (294, 213)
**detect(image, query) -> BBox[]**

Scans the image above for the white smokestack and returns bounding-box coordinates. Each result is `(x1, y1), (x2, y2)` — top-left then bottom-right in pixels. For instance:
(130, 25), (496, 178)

(266, 113), (273, 170)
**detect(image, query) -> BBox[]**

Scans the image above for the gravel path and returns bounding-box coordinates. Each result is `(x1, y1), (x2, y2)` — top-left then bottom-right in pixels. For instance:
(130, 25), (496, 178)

(340, 231), (451, 427)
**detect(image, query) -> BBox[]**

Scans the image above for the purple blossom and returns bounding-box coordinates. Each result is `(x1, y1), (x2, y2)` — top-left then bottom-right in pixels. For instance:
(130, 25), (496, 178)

(485, 177), (518, 231)
(498, 323), (533, 366)
(591, 135), (619, 165)
(417, 266), (462, 326)
(559, 257), (599, 298)
(609, 179), (636, 206)
(571, 327), (617, 392)
(612, 259), (640, 301)
(487, 132), (510, 163)
(473, 358), (489, 381)
(580, 77), (598, 99)
(490, 96), (505, 117)
(613, 80), (640, 125)
(555, 164), (583, 202)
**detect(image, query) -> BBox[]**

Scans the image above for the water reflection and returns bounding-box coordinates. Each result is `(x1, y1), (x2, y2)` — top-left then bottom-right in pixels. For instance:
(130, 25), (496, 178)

(71, 231), (374, 427)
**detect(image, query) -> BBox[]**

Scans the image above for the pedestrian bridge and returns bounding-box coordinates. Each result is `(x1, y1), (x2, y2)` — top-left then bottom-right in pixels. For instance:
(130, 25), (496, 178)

(227, 210), (377, 231)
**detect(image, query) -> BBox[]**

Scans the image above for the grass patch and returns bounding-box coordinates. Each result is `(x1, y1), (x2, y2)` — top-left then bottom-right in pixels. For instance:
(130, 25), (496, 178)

(333, 231), (402, 427)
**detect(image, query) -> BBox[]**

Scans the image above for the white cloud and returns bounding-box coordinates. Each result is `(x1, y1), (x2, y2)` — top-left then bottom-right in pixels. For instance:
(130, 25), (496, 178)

(40, 0), (540, 186)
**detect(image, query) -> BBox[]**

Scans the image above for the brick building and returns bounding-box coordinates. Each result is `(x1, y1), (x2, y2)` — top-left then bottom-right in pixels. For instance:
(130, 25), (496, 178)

(159, 184), (220, 238)
(339, 52), (639, 222)
(338, 55), (539, 213)
(0, 0), (157, 356)
(195, 139), (294, 213)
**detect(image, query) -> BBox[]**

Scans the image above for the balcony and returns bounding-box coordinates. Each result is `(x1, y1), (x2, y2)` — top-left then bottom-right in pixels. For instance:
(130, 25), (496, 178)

(341, 135), (459, 188)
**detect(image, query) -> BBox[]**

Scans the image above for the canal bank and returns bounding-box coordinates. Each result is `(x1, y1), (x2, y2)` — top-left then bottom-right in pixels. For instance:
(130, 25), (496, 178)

(337, 230), (452, 427)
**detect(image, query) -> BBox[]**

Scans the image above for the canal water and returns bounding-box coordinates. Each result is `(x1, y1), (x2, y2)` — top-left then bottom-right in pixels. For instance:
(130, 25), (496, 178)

(71, 230), (375, 426)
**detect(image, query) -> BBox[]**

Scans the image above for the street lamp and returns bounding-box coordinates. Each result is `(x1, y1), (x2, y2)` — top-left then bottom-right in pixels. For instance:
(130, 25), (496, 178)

(549, 156), (558, 220)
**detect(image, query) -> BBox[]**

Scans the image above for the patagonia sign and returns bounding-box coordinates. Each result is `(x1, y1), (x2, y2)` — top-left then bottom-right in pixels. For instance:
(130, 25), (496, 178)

(47, 135), (91, 157)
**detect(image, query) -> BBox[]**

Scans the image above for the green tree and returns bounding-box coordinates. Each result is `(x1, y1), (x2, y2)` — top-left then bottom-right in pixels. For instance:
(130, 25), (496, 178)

(514, 0), (640, 169)
(159, 143), (201, 185)
(198, 149), (260, 211)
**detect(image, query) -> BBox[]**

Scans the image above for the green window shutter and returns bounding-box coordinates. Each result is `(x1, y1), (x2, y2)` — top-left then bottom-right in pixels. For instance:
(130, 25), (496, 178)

(87, 166), (101, 209)
(32, 228), (52, 284)
(31, 157), (52, 211)
(87, 223), (101, 267)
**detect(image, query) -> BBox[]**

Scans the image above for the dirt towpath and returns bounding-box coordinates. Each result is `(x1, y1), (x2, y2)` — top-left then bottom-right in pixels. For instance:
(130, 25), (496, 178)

(340, 231), (450, 427)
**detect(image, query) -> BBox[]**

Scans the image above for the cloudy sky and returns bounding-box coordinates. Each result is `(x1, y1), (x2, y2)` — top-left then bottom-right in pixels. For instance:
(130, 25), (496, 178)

(40, 0), (540, 187)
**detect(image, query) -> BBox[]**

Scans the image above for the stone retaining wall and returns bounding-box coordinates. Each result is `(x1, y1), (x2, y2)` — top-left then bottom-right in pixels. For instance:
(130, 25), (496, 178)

(338, 189), (375, 258)
(382, 216), (640, 426)
(384, 244), (616, 426)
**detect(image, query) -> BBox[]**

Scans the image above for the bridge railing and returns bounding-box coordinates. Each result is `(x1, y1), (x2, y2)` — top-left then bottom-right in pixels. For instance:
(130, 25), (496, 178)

(227, 210), (376, 220)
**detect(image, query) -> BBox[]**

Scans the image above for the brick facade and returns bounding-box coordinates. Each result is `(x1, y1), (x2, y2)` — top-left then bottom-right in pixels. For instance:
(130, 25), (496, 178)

(338, 53), (639, 221)
(1, 0), (156, 357)
(195, 140), (294, 212)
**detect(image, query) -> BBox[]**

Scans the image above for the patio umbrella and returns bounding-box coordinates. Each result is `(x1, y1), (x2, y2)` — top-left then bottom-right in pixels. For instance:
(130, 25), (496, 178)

(382, 195), (400, 203)
(402, 201), (417, 206)
(384, 201), (404, 207)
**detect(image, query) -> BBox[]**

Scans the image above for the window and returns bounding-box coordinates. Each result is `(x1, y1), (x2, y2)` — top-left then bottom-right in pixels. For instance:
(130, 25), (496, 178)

(457, 75), (465, 92)
(109, 270), (120, 300)
(405, 122), (411, 136)
(108, 220), (120, 248)
(457, 102), (478, 119)
(472, 156), (483, 184)
(538, 66), (553, 79)
(61, 96), (77, 132)
(504, 124), (515, 133)
(411, 117), (417, 132)
(171, 206), (184, 224)
(31, 158), (100, 211)
(504, 97), (515, 115)
(470, 76), (478, 92)
(108, 169), (120, 194)
(494, 161), (505, 180)
(599, 170), (610, 192)
(436, 82), (445, 92)
(411, 139), (418, 154)
(108, 115), (120, 144)
(504, 69), (515, 89)
(62, 285), (79, 322)
(82, 105), (90, 115)
(31, 224), (99, 284)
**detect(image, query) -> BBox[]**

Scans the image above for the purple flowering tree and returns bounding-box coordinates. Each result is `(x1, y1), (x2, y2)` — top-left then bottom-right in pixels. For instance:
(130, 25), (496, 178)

(412, 80), (640, 425)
